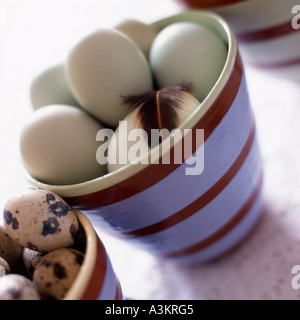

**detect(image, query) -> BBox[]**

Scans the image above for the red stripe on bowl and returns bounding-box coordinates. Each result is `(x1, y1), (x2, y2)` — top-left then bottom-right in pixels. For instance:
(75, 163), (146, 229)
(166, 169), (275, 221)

(115, 281), (123, 300)
(163, 172), (263, 258)
(121, 118), (256, 238)
(249, 55), (300, 69)
(177, 0), (248, 8)
(237, 20), (298, 43)
(65, 54), (243, 209)
(80, 236), (107, 300)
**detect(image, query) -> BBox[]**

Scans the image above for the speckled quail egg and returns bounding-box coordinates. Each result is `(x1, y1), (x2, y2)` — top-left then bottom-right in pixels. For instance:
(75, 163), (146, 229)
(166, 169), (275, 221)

(0, 225), (23, 269)
(114, 19), (158, 58)
(0, 274), (41, 300)
(30, 64), (80, 110)
(33, 248), (84, 300)
(66, 28), (153, 127)
(23, 248), (46, 278)
(20, 104), (107, 185)
(3, 187), (79, 252)
(0, 257), (10, 276)
(150, 22), (228, 101)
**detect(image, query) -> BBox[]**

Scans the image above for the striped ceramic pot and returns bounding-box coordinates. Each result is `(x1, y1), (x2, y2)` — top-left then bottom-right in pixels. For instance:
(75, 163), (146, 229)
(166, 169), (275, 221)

(65, 210), (123, 300)
(177, 1), (300, 82)
(26, 11), (263, 264)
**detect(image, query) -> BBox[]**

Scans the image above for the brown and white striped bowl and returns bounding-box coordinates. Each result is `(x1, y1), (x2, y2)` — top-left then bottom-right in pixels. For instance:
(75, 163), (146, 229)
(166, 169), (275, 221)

(25, 11), (263, 264)
(64, 209), (123, 300)
(177, 1), (300, 82)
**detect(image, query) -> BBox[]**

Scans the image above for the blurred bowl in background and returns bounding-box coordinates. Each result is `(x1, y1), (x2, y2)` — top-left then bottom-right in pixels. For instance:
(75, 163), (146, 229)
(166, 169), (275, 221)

(177, 1), (300, 82)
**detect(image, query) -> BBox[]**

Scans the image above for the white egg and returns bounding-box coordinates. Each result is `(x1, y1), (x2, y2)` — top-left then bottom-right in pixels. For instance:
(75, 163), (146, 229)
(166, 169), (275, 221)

(150, 22), (228, 101)
(0, 274), (41, 300)
(107, 113), (149, 173)
(30, 64), (80, 110)
(114, 19), (158, 58)
(66, 28), (153, 128)
(20, 105), (107, 185)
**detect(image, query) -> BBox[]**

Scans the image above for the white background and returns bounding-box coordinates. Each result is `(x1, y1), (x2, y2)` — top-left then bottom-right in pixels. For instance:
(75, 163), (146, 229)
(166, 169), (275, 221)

(1, 0), (300, 299)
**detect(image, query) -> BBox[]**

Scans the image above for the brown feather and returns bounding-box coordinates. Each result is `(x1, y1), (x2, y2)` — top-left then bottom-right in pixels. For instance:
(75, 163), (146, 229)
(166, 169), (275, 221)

(122, 83), (196, 147)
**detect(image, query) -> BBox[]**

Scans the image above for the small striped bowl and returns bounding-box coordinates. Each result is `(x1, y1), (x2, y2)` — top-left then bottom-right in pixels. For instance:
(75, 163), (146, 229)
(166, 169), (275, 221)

(177, 1), (300, 81)
(25, 11), (263, 264)
(65, 210), (123, 300)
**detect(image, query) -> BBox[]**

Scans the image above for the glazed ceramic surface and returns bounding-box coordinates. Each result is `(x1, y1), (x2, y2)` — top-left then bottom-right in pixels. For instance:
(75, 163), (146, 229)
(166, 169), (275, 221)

(65, 210), (123, 300)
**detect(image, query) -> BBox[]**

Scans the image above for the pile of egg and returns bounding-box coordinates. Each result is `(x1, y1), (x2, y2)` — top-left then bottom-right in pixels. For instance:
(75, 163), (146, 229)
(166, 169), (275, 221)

(0, 187), (84, 300)
(20, 19), (228, 186)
